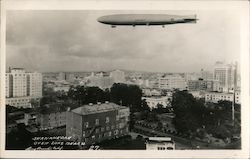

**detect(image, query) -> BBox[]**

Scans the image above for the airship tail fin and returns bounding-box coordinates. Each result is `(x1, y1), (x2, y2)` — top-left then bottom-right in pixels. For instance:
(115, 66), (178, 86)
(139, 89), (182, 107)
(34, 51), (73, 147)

(183, 15), (198, 23)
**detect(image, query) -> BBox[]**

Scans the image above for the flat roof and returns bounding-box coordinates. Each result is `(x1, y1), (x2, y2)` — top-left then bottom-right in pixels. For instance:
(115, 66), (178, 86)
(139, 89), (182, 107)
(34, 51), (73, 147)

(148, 137), (172, 142)
(71, 102), (128, 115)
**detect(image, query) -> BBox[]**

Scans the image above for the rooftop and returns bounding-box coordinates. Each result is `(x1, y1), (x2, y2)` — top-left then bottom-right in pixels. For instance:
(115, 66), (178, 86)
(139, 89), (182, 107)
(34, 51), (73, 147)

(148, 137), (172, 142)
(71, 102), (128, 115)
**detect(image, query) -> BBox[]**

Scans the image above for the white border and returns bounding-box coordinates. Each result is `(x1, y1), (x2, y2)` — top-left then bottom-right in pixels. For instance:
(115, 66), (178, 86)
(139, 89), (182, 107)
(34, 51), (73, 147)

(0, 0), (249, 158)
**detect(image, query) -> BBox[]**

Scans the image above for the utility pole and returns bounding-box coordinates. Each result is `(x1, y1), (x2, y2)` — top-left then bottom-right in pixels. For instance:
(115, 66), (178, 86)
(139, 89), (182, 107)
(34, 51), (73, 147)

(232, 89), (235, 126)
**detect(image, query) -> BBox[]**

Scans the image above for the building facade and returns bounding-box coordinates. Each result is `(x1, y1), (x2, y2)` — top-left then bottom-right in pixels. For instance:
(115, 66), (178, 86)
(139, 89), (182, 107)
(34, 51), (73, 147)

(214, 61), (237, 92)
(142, 96), (171, 109)
(158, 74), (187, 90)
(37, 111), (66, 130)
(5, 68), (43, 108)
(66, 102), (130, 146)
(205, 91), (240, 104)
(110, 70), (125, 83)
(146, 137), (175, 150)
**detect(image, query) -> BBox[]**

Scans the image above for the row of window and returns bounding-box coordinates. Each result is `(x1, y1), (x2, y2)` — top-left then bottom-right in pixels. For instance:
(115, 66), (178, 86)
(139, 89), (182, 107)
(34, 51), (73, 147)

(83, 128), (128, 139)
(84, 116), (124, 128)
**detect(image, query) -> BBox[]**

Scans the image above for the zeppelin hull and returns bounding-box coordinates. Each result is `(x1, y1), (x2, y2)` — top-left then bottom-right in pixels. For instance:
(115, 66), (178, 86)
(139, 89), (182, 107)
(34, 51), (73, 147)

(97, 14), (197, 26)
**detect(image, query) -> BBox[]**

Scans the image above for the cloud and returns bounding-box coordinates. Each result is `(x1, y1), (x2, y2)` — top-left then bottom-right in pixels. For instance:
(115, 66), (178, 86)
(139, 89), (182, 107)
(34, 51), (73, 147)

(6, 10), (240, 72)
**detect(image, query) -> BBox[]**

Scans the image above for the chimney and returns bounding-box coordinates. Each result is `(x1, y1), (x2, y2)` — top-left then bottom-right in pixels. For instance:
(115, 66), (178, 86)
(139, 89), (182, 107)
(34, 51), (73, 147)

(89, 103), (93, 106)
(105, 101), (109, 104)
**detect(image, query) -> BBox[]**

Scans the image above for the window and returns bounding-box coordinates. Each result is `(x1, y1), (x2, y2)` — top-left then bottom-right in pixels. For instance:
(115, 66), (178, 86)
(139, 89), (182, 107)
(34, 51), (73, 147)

(106, 126), (110, 131)
(85, 122), (89, 128)
(106, 117), (110, 123)
(116, 115), (119, 121)
(111, 125), (115, 130)
(82, 131), (85, 137)
(108, 131), (112, 137)
(95, 119), (99, 125)
(101, 127), (104, 132)
(92, 135), (95, 139)
(95, 128), (99, 133)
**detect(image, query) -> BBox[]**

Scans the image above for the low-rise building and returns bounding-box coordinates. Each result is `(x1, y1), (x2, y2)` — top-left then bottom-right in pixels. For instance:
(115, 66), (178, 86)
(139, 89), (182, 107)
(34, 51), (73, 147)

(189, 91), (206, 99)
(146, 137), (175, 150)
(142, 96), (171, 110)
(142, 88), (161, 96)
(66, 102), (130, 146)
(36, 105), (67, 130)
(205, 91), (240, 104)
(6, 96), (32, 108)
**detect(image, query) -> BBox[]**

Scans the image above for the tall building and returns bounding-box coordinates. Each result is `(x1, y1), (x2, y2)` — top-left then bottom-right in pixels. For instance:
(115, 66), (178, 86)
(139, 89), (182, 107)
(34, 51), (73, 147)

(7, 68), (27, 97)
(214, 61), (237, 92)
(110, 70), (125, 83)
(5, 68), (43, 108)
(66, 102), (130, 146)
(27, 72), (43, 97)
(158, 74), (187, 90)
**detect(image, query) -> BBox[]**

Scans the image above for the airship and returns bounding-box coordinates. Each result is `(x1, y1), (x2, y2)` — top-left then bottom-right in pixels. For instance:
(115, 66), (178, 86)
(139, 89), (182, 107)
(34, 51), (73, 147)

(97, 14), (197, 28)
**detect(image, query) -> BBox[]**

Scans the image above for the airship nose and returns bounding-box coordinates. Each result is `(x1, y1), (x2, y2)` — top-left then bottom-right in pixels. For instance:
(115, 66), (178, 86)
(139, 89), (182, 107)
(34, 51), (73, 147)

(97, 16), (106, 23)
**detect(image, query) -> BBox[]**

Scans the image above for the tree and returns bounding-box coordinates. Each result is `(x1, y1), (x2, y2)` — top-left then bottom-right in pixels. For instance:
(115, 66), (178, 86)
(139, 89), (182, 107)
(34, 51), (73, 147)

(172, 90), (205, 134)
(110, 83), (143, 112)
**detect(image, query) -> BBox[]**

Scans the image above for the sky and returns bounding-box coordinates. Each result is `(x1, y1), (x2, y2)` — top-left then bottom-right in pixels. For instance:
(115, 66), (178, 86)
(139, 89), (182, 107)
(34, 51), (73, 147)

(6, 10), (241, 73)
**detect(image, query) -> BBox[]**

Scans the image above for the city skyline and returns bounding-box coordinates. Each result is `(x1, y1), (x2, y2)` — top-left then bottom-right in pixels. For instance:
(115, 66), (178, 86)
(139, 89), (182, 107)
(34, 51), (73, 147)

(6, 10), (241, 73)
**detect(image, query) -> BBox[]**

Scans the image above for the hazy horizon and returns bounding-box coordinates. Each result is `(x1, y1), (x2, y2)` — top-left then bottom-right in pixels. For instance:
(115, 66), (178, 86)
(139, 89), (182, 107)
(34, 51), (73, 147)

(6, 10), (241, 73)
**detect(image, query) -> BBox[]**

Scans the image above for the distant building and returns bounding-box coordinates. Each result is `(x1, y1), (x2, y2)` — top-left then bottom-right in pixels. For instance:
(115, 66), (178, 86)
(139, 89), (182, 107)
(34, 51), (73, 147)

(87, 72), (114, 89)
(189, 91), (206, 99)
(142, 96), (171, 109)
(158, 74), (187, 90)
(146, 137), (175, 150)
(110, 70), (125, 83)
(205, 91), (240, 104)
(214, 61), (238, 92)
(5, 68), (42, 108)
(57, 72), (66, 81)
(142, 88), (161, 96)
(66, 102), (130, 146)
(187, 79), (217, 91)
(66, 73), (76, 82)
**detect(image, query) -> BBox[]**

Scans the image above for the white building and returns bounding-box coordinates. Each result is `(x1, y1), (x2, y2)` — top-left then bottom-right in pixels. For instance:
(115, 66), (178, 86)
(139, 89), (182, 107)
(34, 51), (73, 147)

(5, 96), (32, 108)
(142, 88), (161, 96)
(214, 61), (237, 92)
(27, 72), (43, 98)
(146, 137), (175, 150)
(5, 68), (43, 108)
(87, 72), (114, 90)
(142, 96), (171, 109)
(205, 91), (240, 104)
(158, 74), (187, 90)
(110, 70), (125, 83)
